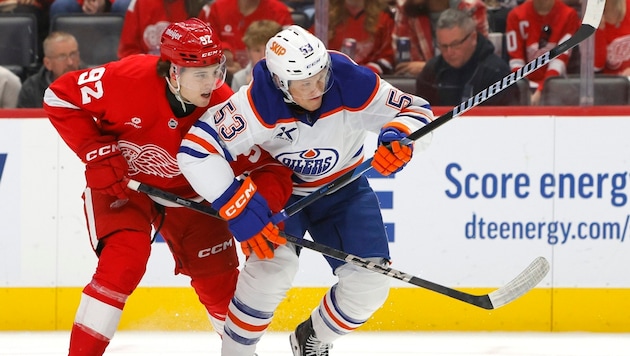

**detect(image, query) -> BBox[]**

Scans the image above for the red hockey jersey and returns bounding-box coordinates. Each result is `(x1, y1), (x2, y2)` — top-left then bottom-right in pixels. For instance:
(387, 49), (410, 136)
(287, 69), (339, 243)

(505, 0), (580, 88)
(117, 0), (194, 58)
(198, 0), (293, 68)
(594, 0), (630, 74)
(323, 10), (396, 75)
(43, 55), (235, 199)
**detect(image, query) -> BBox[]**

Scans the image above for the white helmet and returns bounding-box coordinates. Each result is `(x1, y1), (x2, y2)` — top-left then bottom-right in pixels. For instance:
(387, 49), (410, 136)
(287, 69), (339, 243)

(265, 25), (332, 102)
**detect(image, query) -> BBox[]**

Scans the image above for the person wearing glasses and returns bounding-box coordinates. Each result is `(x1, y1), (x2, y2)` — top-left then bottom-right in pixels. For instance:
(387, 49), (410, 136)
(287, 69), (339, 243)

(415, 8), (519, 106)
(393, 0), (489, 77)
(505, 0), (579, 105)
(17, 31), (82, 108)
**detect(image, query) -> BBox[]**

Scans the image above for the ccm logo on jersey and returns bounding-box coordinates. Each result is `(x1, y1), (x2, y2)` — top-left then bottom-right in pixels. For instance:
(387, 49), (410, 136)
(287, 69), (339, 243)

(198, 238), (234, 257)
(270, 41), (286, 56)
(219, 178), (258, 219)
(85, 143), (119, 162)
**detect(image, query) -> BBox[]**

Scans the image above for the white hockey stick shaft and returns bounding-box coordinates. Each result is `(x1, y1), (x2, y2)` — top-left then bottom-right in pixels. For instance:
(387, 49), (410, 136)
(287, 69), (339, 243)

(128, 179), (549, 309)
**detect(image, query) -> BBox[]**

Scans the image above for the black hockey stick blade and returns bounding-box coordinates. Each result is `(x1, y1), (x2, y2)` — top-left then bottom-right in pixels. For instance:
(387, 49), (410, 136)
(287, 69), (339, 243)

(128, 179), (549, 310)
(271, 0), (606, 223)
(281, 233), (549, 310)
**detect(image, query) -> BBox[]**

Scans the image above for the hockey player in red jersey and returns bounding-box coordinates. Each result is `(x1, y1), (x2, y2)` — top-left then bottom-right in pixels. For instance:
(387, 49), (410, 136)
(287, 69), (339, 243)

(505, 0), (579, 105)
(43, 18), (292, 355)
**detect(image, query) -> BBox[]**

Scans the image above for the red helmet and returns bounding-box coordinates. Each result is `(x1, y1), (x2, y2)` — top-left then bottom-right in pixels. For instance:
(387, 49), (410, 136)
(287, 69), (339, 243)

(160, 18), (223, 67)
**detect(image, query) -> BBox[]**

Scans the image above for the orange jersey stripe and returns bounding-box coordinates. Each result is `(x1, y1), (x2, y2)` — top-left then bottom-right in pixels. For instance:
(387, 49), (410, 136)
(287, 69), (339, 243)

(322, 296), (356, 331)
(226, 310), (269, 332)
(183, 133), (221, 155)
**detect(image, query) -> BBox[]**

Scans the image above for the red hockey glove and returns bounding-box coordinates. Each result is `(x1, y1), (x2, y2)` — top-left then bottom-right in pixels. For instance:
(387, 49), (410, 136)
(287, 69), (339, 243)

(213, 176), (287, 259)
(80, 136), (129, 203)
(371, 127), (414, 176)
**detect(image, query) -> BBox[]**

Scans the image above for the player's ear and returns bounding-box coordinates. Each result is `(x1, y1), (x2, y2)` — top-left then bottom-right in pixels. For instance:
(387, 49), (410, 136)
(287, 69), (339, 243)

(272, 73), (283, 90)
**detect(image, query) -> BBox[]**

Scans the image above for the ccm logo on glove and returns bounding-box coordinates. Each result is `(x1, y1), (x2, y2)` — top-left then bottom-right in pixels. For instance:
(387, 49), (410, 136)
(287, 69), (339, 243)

(219, 179), (257, 219)
(84, 143), (120, 162)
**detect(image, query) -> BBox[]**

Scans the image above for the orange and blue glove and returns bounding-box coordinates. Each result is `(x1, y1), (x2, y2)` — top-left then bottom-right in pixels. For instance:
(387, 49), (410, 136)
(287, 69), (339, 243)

(371, 126), (414, 176)
(213, 176), (286, 259)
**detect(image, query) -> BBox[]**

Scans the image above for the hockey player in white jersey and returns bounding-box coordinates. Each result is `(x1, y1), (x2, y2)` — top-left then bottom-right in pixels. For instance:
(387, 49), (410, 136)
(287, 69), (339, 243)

(178, 25), (434, 356)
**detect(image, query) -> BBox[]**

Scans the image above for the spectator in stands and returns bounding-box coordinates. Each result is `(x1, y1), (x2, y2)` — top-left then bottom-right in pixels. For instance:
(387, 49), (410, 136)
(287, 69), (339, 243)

(230, 19), (282, 90)
(0, 66), (21, 108)
(595, 0), (630, 75)
(198, 0), (292, 76)
(505, 0), (579, 105)
(393, 0), (489, 76)
(416, 8), (519, 106)
(317, 0), (395, 75)
(484, 0), (519, 33)
(18, 31), (81, 108)
(49, 0), (131, 19)
(117, 0), (208, 58)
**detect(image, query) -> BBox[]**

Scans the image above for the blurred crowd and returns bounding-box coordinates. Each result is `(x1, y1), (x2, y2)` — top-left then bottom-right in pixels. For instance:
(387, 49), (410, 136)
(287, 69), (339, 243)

(0, 0), (629, 108)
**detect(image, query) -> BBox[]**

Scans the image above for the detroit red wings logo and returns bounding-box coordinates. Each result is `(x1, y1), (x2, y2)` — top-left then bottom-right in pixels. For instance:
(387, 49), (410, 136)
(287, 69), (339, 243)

(119, 141), (180, 178)
(606, 35), (630, 71)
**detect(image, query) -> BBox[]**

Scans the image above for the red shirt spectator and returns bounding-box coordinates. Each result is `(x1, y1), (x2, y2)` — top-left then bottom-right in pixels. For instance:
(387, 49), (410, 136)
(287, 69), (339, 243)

(505, 0), (580, 104)
(595, 0), (630, 75)
(393, 0), (488, 76)
(118, 0), (205, 58)
(318, 0), (395, 75)
(198, 0), (293, 69)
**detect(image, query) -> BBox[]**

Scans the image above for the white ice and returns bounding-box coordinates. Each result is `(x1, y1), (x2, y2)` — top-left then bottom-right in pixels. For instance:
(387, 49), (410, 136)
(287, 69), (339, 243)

(1, 331), (629, 356)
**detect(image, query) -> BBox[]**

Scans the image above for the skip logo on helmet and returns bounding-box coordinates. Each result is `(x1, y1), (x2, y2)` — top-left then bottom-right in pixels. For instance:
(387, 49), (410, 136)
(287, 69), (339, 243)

(270, 41), (286, 56)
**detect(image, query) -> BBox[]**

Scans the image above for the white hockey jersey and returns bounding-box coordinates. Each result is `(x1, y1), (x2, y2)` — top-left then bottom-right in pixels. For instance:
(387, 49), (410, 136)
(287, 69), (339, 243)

(178, 52), (434, 201)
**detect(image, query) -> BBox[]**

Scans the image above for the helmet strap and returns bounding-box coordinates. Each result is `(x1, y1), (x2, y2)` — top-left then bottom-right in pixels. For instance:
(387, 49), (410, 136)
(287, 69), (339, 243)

(168, 64), (192, 112)
(273, 74), (297, 105)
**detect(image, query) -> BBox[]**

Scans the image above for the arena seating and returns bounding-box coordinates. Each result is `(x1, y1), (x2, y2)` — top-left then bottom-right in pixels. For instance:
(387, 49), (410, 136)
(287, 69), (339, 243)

(50, 13), (125, 68)
(0, 13), (39, 80)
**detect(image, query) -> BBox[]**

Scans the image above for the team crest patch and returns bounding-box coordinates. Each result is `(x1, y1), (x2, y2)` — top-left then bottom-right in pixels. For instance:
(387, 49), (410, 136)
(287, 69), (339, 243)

(276, 148), (339, 176)
(168, 118), (178, 129)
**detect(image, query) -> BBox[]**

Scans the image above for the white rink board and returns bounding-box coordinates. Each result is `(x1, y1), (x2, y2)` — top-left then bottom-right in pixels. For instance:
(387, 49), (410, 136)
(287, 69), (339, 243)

(1, 116), (630, 288)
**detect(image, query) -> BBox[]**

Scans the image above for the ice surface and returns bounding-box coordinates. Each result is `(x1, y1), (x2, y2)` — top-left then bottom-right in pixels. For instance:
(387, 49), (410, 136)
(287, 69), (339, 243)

(1, 331), (629, 355)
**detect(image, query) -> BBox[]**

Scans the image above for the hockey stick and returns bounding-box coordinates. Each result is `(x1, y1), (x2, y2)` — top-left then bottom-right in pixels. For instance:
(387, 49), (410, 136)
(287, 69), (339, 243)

(128, 179), (549, 309)
(269, 0), (606, 223)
